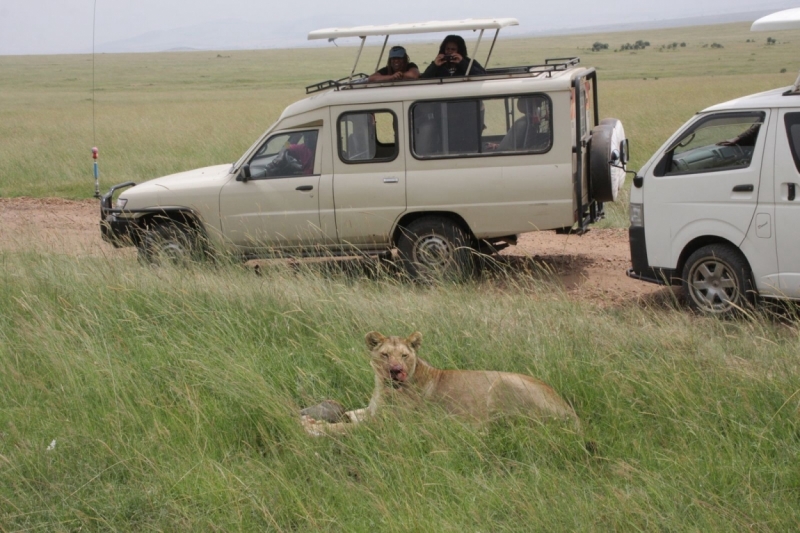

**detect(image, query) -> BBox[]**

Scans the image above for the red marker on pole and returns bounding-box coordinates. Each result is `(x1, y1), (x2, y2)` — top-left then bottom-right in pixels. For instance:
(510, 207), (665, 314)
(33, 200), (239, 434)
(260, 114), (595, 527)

(92, 147), (100, 198)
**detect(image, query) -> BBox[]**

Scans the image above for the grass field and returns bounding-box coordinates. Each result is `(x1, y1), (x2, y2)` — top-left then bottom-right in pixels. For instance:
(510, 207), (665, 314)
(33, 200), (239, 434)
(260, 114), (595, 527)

(2, 21), (800, 531)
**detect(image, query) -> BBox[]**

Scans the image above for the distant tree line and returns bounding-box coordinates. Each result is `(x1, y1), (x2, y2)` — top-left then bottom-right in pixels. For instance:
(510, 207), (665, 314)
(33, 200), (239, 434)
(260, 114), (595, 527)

(618, 40), (650, 51)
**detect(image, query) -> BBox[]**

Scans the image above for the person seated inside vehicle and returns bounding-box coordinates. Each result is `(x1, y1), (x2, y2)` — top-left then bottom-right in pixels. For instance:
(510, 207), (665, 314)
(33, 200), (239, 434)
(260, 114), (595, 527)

(265, 132), (317, 176)
(368, 46), (420, 82)
(420, 35), (486, 78)
(718, 122), (760, 147)
(487, 97), (548, 152)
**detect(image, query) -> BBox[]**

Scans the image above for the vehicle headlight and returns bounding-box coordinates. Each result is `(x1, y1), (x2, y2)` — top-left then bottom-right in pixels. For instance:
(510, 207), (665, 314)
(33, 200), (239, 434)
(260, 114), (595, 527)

(115, 197), (128, 209)
(629, 202), (644, 227)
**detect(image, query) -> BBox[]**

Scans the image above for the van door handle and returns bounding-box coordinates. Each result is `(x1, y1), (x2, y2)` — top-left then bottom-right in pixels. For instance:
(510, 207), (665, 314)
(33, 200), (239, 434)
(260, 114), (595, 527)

(732, 184), (753, 192)
(789, 183), (796, 201)
(383, 177), (399, 184)
(296, 185), (313, 191)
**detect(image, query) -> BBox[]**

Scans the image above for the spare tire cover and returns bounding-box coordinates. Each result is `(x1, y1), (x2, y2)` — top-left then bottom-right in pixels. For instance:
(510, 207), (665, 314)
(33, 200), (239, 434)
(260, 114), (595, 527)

(589, 119), (627, 202)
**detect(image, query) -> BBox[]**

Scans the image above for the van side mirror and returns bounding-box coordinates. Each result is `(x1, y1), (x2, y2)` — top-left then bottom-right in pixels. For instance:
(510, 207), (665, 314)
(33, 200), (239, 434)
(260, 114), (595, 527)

(633, 175), (643, 188)
(237, 164), (251, 182)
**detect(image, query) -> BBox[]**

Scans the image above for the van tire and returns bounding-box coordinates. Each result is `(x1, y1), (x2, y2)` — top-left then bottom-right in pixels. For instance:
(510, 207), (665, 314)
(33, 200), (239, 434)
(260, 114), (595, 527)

(682, 244), (754, 316)
(397, 217), (475, 280)
(589, 119), (627, 202)
(138, 221), (205, 266)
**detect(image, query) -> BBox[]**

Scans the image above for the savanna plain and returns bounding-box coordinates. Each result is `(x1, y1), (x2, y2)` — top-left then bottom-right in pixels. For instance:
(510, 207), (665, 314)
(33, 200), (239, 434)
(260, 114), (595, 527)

(1, 22), (800, 531)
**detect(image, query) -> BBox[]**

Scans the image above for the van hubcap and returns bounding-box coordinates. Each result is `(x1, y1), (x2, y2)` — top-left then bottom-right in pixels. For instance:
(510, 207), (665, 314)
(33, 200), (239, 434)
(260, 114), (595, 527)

(415, 235), (450, 267)
(689, 259), (738, 311)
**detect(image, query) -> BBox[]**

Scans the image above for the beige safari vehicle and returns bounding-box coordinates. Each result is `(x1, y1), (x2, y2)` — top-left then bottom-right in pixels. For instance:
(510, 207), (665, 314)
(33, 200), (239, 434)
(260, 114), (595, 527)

(101, 18), (628, 276)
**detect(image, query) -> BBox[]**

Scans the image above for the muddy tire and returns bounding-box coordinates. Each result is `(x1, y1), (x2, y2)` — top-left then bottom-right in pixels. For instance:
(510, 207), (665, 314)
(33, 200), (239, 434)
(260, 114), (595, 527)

(589, 119), (627, 203)
(138, 221), (206, 266)
(396, 217), (475, 281)
(682, 244), (755, 316)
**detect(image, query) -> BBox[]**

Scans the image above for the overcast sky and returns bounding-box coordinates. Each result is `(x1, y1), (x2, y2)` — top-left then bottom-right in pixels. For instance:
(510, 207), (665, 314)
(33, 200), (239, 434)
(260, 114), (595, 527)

(1, 0), (798, 55)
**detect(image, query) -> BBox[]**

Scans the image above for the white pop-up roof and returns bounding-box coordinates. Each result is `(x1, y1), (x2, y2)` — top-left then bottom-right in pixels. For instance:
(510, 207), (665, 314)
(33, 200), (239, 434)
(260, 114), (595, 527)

(308, 18), (520, 81)
(308, 18), (519, 40)
(751, 8), (800, 32)
(751, 9), (800, 92)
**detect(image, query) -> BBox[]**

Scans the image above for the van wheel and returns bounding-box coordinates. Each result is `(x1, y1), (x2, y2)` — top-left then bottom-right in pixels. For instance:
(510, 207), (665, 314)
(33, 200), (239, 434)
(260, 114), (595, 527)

(397, 217), (475, 280)
(589, 119), (627, 203)
(138, 221), (205, 266)
(682, 244), (754, 316)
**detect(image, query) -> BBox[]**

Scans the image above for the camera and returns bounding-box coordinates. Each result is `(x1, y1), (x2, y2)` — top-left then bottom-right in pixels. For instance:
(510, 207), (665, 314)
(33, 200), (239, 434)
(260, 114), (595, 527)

(443, 55), (456, 62)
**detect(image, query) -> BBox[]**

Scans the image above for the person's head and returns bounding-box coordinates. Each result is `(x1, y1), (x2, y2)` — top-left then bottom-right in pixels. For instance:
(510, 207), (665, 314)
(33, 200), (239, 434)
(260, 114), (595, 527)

(386, 45), (410, 73)
(438, 35), (467, 58)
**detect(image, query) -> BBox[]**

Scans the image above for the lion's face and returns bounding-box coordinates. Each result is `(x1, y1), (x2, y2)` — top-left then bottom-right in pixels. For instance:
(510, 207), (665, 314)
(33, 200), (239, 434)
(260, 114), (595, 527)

(365, 331), (422, 388)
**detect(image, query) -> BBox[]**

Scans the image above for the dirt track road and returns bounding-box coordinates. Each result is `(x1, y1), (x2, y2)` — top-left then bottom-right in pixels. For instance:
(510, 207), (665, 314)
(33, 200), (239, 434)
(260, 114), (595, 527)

(0, 197), (672, 307)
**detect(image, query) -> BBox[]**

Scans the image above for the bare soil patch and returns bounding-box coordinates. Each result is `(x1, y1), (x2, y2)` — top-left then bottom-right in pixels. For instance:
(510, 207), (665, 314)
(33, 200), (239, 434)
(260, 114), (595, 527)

(0, 197), (672, 307)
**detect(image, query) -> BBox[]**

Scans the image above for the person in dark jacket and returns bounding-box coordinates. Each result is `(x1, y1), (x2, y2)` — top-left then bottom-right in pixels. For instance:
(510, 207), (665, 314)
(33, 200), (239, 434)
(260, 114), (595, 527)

(421, 35), (486, 78)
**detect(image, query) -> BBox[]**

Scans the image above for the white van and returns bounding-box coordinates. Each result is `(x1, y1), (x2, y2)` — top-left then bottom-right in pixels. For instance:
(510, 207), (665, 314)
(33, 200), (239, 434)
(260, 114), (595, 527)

(101, 19), (627, 277)
(627, 10), (800, 315)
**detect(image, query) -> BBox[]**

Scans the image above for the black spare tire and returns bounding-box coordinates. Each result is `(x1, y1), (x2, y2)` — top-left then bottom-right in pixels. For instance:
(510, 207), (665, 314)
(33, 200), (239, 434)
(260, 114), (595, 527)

(589, 118), (627, 203)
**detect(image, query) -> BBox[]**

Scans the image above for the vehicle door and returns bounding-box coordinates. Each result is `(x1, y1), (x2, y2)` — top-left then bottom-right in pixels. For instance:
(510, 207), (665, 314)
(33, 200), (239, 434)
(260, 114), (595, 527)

(643, 111), (768, 270)
(572, 72), (597, 227)
(774, 110), (800, 297)
(330, 105), (406, 247)
(219, 129), (325, 252)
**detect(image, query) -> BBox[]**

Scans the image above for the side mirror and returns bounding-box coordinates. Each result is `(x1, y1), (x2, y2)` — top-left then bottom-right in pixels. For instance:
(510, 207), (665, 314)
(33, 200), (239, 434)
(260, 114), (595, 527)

(237, 164), (251, 182)
(633, 175), (644, 188)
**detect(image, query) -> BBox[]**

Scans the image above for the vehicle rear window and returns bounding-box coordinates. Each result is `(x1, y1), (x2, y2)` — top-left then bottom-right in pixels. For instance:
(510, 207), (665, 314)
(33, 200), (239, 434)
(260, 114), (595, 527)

(411, 94), (552, 159)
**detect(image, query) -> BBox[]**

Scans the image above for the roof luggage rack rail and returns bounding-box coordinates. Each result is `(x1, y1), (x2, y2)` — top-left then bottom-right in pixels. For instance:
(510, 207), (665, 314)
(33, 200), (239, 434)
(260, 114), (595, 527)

(306, 73), (370, 94)
(485, 57), (580, 78)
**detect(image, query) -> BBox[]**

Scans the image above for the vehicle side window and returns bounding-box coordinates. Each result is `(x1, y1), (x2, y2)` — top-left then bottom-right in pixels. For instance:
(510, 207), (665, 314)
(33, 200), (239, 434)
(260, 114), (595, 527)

(411, 94), (552, 159)
(784, 112), (800, 173)
(338, 111), (398, 163)
(248, 130), (318, 179)
(660, 113), (764, 176)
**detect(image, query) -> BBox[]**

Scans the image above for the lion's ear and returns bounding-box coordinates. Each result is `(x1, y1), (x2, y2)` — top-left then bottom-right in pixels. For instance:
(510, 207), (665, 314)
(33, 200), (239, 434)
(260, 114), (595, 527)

(406, 332), (422, 351)
(365, 331), (386, 350)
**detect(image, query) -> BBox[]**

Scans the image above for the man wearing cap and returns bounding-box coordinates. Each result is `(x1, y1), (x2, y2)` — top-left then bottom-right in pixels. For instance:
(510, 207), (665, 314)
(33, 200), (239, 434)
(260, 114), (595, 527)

(368, 46), (420, 82)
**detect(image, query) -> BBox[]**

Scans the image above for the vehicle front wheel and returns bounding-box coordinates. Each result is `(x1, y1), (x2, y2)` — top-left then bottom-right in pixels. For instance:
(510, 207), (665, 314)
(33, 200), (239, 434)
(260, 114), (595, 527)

(138, 221), (206, 266)
(396, 217), (476, 281)
(682, 244), (754, 316)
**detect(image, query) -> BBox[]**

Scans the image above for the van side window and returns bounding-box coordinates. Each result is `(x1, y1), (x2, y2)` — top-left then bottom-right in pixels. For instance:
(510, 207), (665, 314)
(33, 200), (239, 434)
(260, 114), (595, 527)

(660, 113), (764, 176)
(411, 95), (552, 159)
(784, 113), (800, 173)
(338, 111), (398, 163)
(248, 130), (318, 179)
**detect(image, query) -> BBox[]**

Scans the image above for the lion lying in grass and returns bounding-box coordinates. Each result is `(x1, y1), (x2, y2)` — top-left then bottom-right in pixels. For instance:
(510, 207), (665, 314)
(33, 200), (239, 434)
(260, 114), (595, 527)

(301, 331), (579, 435)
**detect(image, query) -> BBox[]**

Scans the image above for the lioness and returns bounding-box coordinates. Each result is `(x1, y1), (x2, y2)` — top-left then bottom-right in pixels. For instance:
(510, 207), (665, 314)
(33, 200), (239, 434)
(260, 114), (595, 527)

(300, 331), (578, 434)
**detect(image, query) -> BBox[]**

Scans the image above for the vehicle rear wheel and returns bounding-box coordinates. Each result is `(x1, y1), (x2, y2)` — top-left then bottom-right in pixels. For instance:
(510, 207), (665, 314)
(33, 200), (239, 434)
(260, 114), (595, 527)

(682, 244), (754, 316)
(138, 221), (205, 266)
(589, 119), (627, 203)
(396, 217), (475, 280)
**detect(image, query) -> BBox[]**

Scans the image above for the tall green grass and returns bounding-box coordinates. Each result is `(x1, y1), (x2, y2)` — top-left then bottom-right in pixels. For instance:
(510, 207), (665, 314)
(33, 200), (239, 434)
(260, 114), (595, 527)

(1, 251), (798, 530)
(3, 20), (800, 531)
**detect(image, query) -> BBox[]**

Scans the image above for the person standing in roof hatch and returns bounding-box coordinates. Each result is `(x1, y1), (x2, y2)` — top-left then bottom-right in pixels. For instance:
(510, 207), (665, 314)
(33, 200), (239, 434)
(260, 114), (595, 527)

(421, 34), (486, 78)
(368, 46), (421, 82)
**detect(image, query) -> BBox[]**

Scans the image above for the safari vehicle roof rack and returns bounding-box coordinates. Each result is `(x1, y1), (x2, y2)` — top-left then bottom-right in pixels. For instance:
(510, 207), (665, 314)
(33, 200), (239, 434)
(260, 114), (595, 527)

(304, 56), (583, 95)
(751, 8), (800, 95)
(307, 18), (519, 84)
(305, 73), (370, 94)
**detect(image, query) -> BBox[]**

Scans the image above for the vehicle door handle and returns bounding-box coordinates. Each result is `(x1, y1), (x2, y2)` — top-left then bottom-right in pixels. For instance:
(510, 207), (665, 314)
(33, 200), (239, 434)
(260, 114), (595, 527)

(383, 177), (399, 184)
(732, 184), (753, 192)
(789, 183), (796, 201)
(296, 185), (313, 191)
